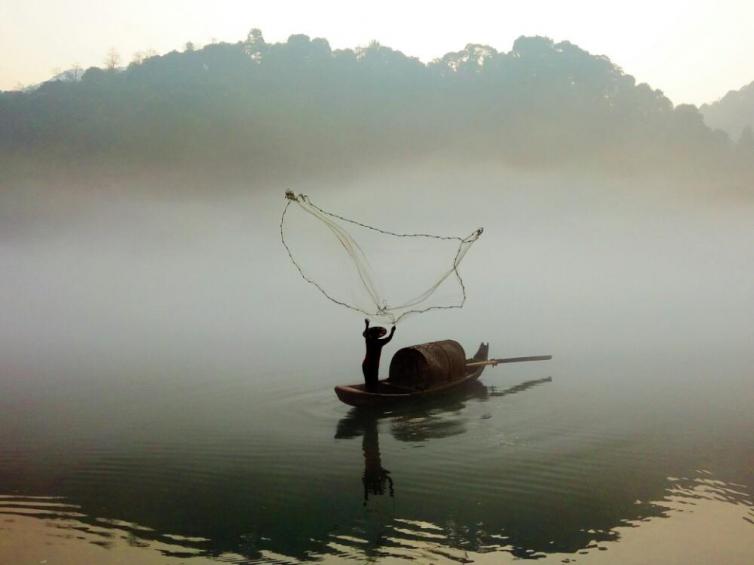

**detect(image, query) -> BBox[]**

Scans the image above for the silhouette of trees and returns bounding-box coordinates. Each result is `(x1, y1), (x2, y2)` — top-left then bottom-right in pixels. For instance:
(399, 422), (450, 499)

(104, 48), (121, 71)
(737, 125), (754, 155)
(0, 30), (751, 184)
(63, 64), (84, 82)
(701, 81), (754, 141)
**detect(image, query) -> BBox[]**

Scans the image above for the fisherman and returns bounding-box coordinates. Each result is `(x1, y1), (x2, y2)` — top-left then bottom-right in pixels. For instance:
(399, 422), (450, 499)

(362, 319), (395, 391)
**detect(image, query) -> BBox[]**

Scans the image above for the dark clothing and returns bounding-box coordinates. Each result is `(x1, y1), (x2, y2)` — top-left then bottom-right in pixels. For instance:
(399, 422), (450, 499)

(362, 324), (395, 391)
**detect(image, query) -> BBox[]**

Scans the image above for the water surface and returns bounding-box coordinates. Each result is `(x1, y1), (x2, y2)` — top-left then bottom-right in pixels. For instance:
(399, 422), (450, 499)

(1, 171), (753, 562)
(2, 347), (753, 563)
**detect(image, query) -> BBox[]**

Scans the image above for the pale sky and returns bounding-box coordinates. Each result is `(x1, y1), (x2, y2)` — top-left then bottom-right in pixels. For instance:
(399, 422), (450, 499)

(1, 0), (753, 105)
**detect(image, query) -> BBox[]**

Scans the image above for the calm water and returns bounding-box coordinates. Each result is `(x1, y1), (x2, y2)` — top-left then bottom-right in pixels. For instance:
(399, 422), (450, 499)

(1, 348), (753, 563)
(2, 174), (754, 562)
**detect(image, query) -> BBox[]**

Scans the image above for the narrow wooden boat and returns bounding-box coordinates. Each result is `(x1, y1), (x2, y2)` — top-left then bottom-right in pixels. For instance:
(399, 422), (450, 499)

(335, 342), (552, 408)
(334, 342), (489, 408)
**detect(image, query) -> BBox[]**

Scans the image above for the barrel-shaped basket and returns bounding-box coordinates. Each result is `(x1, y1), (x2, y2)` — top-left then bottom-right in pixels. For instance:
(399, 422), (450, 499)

(388, 340), (467, 390)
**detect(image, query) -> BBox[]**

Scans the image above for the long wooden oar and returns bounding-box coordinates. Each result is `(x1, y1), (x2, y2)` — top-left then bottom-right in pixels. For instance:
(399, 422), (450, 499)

(466, 355), (552, 368)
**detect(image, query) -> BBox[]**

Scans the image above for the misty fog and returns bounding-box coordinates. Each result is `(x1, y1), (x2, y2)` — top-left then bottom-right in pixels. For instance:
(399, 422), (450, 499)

(2, 164), (752, 397)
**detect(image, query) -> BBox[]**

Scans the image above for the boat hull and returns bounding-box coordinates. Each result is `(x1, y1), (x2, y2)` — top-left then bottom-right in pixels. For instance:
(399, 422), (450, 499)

(335, 343), (489, 407)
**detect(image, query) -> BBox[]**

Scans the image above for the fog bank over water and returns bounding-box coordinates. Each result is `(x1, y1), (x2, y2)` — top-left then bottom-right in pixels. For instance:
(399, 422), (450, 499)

(2, 165), (753, 389)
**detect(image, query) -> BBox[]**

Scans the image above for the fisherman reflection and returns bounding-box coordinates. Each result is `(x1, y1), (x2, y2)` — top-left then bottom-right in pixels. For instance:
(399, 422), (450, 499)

(336, 412), (395, 505)
(362, 319), (395, 391)
(362, 416), (394, 505)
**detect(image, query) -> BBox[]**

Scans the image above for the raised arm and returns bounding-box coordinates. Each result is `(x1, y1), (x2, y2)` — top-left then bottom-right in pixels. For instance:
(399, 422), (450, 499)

(363, 318), (369, 338)
(381, 326), (396, 344)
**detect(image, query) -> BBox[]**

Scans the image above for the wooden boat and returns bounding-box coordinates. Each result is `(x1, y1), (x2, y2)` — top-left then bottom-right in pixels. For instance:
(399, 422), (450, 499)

(334, 342), (551, 408)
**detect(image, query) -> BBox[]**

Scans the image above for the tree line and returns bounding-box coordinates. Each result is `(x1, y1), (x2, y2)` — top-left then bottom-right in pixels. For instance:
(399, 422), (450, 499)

(1, 30), (751, 185)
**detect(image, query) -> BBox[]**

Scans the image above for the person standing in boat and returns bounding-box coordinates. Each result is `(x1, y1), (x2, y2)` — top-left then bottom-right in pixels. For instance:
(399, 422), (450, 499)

(362, 319), (395, 391)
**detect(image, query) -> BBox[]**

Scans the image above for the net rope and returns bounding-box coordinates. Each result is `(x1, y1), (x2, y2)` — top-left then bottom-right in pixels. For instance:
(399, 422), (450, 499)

(280, 191), (483, 324)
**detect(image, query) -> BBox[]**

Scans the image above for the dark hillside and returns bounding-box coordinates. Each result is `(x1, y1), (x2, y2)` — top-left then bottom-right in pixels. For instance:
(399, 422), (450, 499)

(1, 30), (750, 186)
(701, 80), (754, 147)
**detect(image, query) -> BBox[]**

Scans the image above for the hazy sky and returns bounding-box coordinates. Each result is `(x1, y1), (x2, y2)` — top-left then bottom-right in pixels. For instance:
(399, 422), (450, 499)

(1, 0), (752, 105)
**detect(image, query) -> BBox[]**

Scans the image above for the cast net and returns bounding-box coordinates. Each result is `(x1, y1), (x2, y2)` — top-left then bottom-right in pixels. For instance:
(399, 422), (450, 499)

(280, 191), (483, 325)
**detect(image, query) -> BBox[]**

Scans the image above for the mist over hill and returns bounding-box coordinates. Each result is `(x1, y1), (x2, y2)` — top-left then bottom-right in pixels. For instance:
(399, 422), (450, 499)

(1, 29), (752, 190)
(701, 80), (754, 145)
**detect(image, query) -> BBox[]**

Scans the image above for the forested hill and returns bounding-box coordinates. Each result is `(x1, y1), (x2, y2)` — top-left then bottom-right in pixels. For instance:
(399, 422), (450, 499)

(701, 81), (754, 144)
(1, 30), (751, 184)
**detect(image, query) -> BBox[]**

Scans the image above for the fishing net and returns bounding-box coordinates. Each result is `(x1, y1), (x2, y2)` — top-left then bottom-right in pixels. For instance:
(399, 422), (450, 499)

(280, 191), (483, 325)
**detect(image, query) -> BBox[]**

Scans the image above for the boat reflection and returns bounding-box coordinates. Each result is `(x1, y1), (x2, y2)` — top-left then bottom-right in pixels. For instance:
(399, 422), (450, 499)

(4, 370), (752, 564)
(335, 377), (553, 505)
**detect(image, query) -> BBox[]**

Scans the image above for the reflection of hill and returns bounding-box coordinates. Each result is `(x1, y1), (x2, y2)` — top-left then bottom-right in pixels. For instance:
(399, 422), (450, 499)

(2, 473), (751, 563)
(1, 375), (752, 562)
